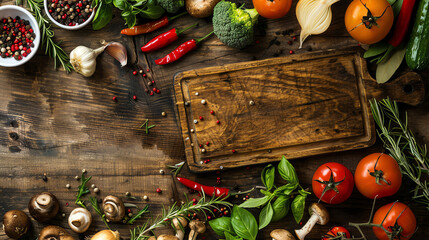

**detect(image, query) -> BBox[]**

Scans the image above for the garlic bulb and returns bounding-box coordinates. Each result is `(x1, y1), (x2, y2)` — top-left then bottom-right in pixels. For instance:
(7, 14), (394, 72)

(68, 208), (92, 233)
(296, 0), (340, 48)
(70, 45), (106, 77)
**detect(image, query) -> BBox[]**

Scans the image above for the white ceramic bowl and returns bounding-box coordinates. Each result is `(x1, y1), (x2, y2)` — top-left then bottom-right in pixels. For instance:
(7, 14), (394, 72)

(44, 0), (95, 30)
(0, 5), (41, 67)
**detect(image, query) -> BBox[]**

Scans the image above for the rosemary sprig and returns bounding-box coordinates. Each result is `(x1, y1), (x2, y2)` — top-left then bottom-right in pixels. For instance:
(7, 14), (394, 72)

(76, 172), (92, 208)
(370, 98), (429, 209)
(24, 0), (73, 72)
(130, 192), (231, 240)
(127, 205), (149, 225)
(89, 196), (111, 230)
(167, 161), (185, 176)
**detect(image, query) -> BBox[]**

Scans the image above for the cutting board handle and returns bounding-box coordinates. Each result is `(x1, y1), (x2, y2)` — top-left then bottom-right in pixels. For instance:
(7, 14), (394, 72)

(368, 72), (425, 106)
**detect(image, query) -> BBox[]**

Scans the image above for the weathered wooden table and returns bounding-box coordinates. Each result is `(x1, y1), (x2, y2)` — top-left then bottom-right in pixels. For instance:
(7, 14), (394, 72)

(0, 0), (428, 239)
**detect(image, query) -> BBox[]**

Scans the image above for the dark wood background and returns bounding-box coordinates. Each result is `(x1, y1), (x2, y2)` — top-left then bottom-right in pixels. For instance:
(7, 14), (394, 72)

(0, 0), (428, 239)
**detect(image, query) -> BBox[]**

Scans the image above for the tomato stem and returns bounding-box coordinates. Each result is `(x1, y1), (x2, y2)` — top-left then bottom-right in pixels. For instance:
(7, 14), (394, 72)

(315, 166), (345, 203)
(368, 153), (392, 186)
(349, 0), (391, 32)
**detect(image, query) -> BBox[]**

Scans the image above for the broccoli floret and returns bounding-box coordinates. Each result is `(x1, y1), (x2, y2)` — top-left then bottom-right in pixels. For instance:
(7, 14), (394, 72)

(212, 0), (259, 49)
(158, 0), (184, 13)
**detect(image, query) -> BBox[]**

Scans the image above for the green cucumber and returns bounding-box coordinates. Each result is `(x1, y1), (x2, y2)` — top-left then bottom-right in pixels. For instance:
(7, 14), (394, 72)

(405, 0), (429, 70)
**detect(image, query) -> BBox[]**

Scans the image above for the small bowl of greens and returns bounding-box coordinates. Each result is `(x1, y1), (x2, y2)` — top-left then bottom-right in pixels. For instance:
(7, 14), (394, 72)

(44, 0), (95, 30)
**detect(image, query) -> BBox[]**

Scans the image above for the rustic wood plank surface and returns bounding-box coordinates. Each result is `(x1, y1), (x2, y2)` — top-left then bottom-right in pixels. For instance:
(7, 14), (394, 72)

(0, 0), (428, 240)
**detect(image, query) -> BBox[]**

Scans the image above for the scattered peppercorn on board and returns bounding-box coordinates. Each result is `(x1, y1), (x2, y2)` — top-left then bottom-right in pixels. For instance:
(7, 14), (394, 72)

(174, 48), (425, 172)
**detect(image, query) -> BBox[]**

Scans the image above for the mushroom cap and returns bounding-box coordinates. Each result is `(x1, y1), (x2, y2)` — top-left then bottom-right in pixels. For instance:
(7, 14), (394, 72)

(309, 203), (329, 225)
(270, 229), (296, 240)
(39, 225), (76, 240)
(173, 216), (188, 229)
(188, 220), (206, 233)
(90, 230), (120, 240)
(68, 207), (92, 233)
(102, 195), (125, 222)
(147, 237), (156, 240)
(2, 210), (30, 239)
(157, 235), (180, 240)
(28, 192), (60, 222)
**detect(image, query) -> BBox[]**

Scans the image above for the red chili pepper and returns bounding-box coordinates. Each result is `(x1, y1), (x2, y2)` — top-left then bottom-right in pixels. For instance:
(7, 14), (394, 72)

(155, 31), (214, 65)
(120, 12), (187, 36)
(141, 23), (198, 52)
(388, 0), (417, 47)
(176, 177), (254, 198)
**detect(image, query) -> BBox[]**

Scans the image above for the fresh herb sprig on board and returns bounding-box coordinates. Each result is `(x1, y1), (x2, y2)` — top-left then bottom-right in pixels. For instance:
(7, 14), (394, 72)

(24, 0), (73, 72)
(130, 193), (231, 240)
(76, 172), (92, 208)
(370, 98), (429, 209)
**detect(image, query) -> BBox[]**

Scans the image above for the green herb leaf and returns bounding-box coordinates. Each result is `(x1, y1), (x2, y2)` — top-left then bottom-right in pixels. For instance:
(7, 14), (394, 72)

(291, 195), (306, 224)
(209, 217), (235, 237)
(278, 156), (298, 185)
(275, 183), (298, 196)
(271, 196), (290, 221)
(238, 196), (271, 208)
(127, 205), (149, 224)
(92, 1), (113, 30)
(261, 164), (275, 191)
(364, 41), (389, 58)
(392, 0), (403, 16)
(138, 0), (165, 19)
(231, 206), (258, 240)
(258, 201), (273, 230)
(376, 46), (406, 84)
(260, 189), (272, 196)
(225, 232), (243, 240)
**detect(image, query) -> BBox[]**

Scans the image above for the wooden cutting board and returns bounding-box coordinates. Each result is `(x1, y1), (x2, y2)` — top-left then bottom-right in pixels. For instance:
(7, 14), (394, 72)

(174, 48), (425, 172)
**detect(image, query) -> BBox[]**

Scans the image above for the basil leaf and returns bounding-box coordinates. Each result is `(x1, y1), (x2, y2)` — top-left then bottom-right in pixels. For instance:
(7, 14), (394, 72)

(364, 41), (389, 58)
(124, 14), (137, 28)
(104, 0), (113, 4)
(113, 0), (129, 10)
(231, 206), (258, 240)
(209, 217), (235, 237)
(271, 196), (290, 221)
(376, 46), (406, 84)
(278, 156), (298, 185)
(92, 1), (113, 30)
(258, 201), (273, 230)
(225, 232), (243, 240)
(239, 196), (271, 208)
(260, 189), (272, 196)
(139, 0), (165, 19)
(392, 0), (403, 17)
(261, 164), (275, 190)
(291, 195), (306, 224)
(275, 183), (298, 196)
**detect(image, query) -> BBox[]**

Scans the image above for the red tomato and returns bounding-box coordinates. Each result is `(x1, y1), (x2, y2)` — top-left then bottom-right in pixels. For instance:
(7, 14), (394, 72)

(344, 0), (394, 44)
(322, 226), (351, 240)
(312, 162), (354, 204)
(252, 0), (292, 19)
(355, 153), (402, 199)
(373, 202), (416, 240)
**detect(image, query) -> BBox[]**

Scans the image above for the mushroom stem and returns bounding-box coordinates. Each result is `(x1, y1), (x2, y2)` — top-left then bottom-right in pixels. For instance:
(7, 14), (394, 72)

(36, 194), (52, 206)
(295, 214), (318, 240)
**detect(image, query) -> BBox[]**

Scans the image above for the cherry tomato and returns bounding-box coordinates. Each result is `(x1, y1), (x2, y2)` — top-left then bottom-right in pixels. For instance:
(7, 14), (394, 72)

(344, 0), (394, 44)
(252, 0), (292, 19)
(322, 226), (351, 240)
(373, 202), (416, 240)
(355, 153), (402, 199)
(312, 162), (354, 204)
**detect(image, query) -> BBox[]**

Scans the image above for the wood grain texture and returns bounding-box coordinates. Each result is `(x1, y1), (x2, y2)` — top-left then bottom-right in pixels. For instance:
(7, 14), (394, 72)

(0, 0), (428, 239)
(174, 49), (425, 172)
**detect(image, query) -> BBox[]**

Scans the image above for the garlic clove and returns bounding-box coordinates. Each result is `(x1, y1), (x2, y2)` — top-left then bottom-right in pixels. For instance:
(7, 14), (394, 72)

(105, 42), (128, 67)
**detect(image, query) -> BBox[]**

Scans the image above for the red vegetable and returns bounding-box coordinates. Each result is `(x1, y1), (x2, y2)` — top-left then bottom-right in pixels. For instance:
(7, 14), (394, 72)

(155, 31), (213, 65)
(141, 23), (198, 52)
(120, 12), (187, 36)
(176, 177), (253, 198)
(388, 0), (417, 47)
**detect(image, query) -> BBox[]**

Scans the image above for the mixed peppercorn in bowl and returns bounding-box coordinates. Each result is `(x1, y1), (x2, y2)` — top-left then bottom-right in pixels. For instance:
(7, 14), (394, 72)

(0, 5), (40, 67)
(44, 0), (94, 30)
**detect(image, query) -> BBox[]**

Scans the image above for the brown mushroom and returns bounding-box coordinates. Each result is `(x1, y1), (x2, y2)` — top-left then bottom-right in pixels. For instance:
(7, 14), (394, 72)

(39, 225), (75, 240)
(188, 220), (206, 240)
(28, 192), (59, 222)
(185, 0), (221, 18)
(270, 229), (296, 240)
(90, 230), (120, 240)
(295, 203), (329, 240)
(2, 210), (30, 239)
(172, 217), (188, 240)
(102, 195), (125, 222)
(157, 235), (179, 240)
